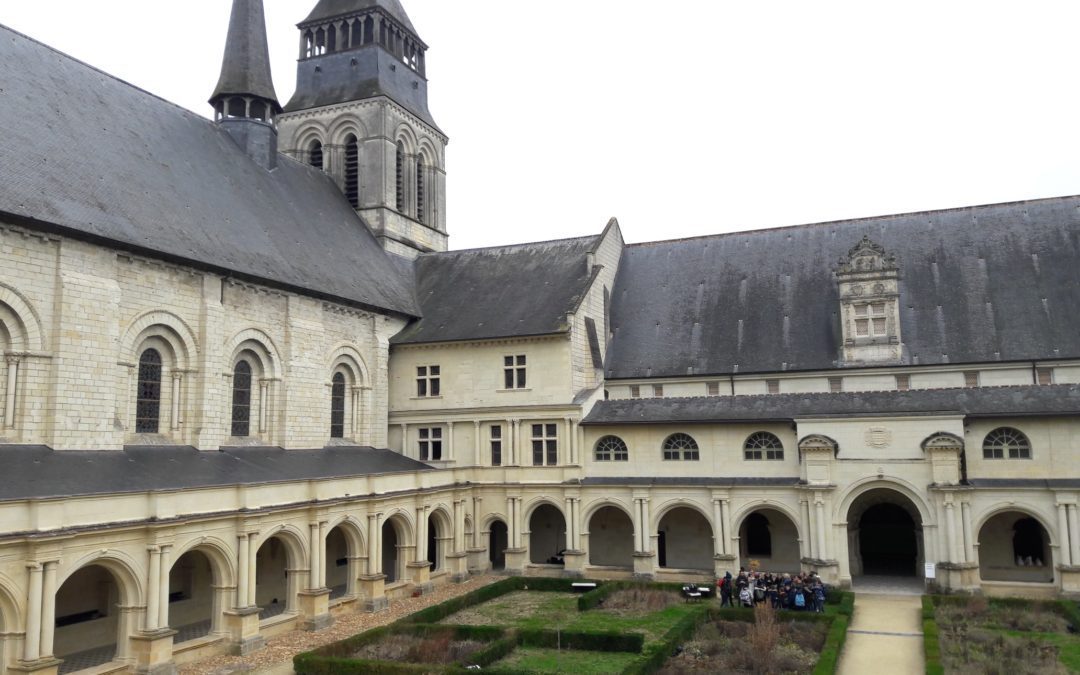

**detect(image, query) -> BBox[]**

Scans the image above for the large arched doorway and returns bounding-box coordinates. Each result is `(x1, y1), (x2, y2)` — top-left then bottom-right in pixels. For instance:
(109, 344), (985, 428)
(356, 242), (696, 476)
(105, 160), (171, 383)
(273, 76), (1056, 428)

(255, 535), (300, 621)
(737, 509), (801, 573)
(978, 511), (1053, 583)
(658, 507), (714, 571)
(168, 550), (223, 644)
(488, 520), (508, 571)
(587, 506), (634, 568)
(382, 517), (409, 584)
(55, 564), (134, 673)
(528, 504), (567, 565)
(847, 489), (923, 578)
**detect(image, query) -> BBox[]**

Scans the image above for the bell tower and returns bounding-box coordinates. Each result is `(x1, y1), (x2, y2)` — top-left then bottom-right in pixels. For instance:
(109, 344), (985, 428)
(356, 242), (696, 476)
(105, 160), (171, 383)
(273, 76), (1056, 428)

(278, 0), (448, 259)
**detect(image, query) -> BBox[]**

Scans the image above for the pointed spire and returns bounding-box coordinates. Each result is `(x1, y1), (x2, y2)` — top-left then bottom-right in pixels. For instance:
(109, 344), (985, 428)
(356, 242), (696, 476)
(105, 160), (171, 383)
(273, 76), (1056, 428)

(210, 0), (280, 111)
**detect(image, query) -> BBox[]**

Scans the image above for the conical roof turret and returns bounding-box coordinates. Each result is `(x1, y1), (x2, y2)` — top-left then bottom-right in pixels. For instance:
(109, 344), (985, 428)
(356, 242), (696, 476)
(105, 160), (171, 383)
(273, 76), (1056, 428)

(210, 0), (281, 109)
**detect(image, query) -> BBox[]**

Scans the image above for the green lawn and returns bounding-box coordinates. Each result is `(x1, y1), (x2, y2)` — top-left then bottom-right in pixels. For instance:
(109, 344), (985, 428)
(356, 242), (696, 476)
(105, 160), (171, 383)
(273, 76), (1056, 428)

(490, 647), (642, 674)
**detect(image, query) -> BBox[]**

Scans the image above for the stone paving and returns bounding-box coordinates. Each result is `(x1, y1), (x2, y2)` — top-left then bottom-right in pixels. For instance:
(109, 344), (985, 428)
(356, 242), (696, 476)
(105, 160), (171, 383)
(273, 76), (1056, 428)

(837, 578), (925, 675)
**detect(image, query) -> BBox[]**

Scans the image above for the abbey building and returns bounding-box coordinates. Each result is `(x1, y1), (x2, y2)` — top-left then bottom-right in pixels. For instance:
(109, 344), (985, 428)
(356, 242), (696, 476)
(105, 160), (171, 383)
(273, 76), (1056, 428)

(0, 0), (1078, 673)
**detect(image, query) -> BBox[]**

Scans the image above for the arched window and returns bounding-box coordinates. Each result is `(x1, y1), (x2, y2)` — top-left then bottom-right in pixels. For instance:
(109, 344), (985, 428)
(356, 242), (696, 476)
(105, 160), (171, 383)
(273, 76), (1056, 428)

(330, 372), (346, 439)
(344, 136), (359, 208)
(231, 360), (253, 437)
(395, 142), (405, 212)
(662, 433), (699, 461)
(594, 436), (628, 462)
(744, 432), (784, 461)
(309, 140), (324, 171)
(135, 349), (162, 434)
(416, 157), (425, 224)
(983, 427), (1031, 459)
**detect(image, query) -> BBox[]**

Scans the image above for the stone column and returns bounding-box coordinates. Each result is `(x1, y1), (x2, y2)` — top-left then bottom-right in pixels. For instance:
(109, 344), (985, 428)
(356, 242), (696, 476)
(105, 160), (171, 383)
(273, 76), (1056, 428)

(961, 502), (975, 563)
(318, 523), (327, 588)
(400, 424), (408, 455)
(414, 506), (427, 562)
(473, 421), (481, 464)
(801, 499), (814, 559)
(447, 422), (455, 461)
(237, 534), (249, 608)
(146, 547), (161, 631)
(1069, 504), (1080, 566)
(5, 356), (18, 429)
(309, 523), (322, 590)
(564, 418), (574, 465)
(351, 386), (361, 438)
(566, 497), (578, 551)
(814, 498), (827, 560)
(454, 500), (466, 552)
(24, 563), (42, 661)
(258, 380), (270, 434)
(712, 499), (725, 557)
(945, 501), (959, 563)
(510, 419), (520, 466)
(632, 498), (643, 553)
(171, 372), (183, 430)
(1058, 504), (1072, 567)
(40, 561), (58, 658)
(472, 497), (483, 548)
(721, 499), (733, 556)
(367, 515), (379, 575)
(158, 545), (171, 629)
(247, 534), (258, 608)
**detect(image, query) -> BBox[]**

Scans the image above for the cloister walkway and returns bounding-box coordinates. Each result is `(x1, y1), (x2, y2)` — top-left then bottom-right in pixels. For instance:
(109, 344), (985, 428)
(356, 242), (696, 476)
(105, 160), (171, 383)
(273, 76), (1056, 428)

(837, 578), (925, 675)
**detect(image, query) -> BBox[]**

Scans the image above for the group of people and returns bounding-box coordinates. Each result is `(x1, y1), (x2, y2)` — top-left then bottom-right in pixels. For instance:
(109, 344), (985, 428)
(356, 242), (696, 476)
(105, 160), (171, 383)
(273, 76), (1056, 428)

(717, 569), (827, 613)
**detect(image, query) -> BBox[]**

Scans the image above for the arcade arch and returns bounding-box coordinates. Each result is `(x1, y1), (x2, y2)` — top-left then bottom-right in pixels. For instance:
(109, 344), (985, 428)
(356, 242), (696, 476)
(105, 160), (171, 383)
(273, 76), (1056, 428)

(978, 510), (1054, 584)
(657, 506), (713, 571)
(587, 505), (634, 568)
(846, 488), (923, 577)
(527, 503), (566, 565)
(737, 508), (801, 573)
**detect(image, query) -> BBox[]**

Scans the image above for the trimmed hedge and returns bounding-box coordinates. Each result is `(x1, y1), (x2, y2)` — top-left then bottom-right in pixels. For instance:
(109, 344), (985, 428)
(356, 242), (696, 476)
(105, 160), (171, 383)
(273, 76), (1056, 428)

(623, 604), (710, 675)
(399, 576), (590, 625)
(518, 627), (644, 653)
(811, 614), (849, 675)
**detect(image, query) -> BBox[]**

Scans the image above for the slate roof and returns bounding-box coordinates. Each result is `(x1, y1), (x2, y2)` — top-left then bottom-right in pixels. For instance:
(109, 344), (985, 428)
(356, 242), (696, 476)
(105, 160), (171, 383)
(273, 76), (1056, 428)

(581, 384), (1080, 425)
(392, 236), (601, 345)
(0, 25), (417, 317)
(0, 446), (432, 502)
(210, 0), (280, 106)
(581, 477), (802, 488)
(301, 0), (418, 35)
(606, 197), (1080, 379)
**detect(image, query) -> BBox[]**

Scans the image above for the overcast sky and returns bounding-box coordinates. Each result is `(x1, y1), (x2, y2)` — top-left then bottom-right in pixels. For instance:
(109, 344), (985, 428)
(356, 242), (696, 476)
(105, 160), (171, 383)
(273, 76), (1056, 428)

(2, 1), (1079, 250)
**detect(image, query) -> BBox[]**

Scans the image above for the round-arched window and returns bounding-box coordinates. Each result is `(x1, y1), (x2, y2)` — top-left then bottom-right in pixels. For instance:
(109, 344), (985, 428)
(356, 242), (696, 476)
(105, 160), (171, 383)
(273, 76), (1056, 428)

(135, 348), (162, 434)
(231, 360), (253, 437)
(662, 433), (699, 461)
(983, 428), (1031, 460)
(594, 436), (629, 462)
(330, 372), (346, 439)
(744, 432), (784, 461)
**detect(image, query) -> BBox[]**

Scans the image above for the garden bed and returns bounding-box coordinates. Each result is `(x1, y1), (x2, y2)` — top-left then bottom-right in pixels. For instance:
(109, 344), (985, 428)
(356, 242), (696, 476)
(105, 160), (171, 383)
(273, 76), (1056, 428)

(924, 595), (1080, 674)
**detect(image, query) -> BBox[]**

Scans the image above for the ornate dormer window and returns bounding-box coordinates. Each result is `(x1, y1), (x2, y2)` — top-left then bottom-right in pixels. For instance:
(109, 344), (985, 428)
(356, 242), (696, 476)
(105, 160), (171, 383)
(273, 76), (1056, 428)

(836, 236), (903, 365)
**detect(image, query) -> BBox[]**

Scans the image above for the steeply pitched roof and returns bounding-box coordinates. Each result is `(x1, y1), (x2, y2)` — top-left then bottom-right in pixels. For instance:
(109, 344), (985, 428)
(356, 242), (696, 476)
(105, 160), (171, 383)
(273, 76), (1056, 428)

(0, 446), (432, 502)
(392, 236), (601, 345)
(606, 197), (1080, 378)
(300, 0), (417, 34)
(0, 25), (418, 317)
(581, 384), (1080, 425)
(210, 0), (280, 106)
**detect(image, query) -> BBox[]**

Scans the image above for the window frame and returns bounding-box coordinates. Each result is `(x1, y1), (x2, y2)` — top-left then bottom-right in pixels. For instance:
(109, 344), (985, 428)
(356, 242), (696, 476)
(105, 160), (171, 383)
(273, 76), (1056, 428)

(531, 423), (558, 466)
(490, 424), (503, 467)
(662, 433), (700, 461)
(416, 365), (441, 398)
(854, 302), (888, 338)
(744, 432), (785, 461)
(982, 427), (1031, 460)
(418, 427), (443, 461)
(503, 355), (527, 390)
(231, 360), (253, 437)
(135, 348), (163, 434)
(330, 372), (346, 439)
(594, 435), (629, 462)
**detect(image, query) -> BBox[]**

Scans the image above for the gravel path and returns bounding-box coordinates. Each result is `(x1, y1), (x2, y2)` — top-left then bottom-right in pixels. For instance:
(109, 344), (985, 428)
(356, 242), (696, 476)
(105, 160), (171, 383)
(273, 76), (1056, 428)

(178, 575), (501, 675)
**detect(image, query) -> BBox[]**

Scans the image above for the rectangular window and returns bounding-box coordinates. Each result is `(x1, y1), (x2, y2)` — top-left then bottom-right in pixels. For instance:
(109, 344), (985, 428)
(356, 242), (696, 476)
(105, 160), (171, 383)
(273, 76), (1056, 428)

(418, 427), (443, 461)
(829, 377), (843, 393)
(503, 355), (527, 389)
(855, 303), (888, 338)
(766, 379), (780, 395)
(490, 425), (503, 467)
(417, 366), (441, 397)
(531, 423), (558, 466)
(630, 385), (641, 399)
(653, 384), (664, 398)
(1037, 368), (1053, 386)
(964, 371), (979, 388)
(895, 374), (911, 391)
(707, 382), (721, 396)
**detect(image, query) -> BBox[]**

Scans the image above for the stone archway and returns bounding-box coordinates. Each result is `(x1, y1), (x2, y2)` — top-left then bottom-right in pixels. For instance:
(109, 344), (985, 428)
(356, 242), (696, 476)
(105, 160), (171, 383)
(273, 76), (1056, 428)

(168, 550), (220, 644)
(737, 508), (801, 573)
(488, 520), (508, 571)
(978, 511), (1054, 583)
(528, 504), (567, 565)
(657, 507), (713, 571)
(587, 506), (634, 568)
(55, 564), (135, 673)
(255, 535), (302, 620)
(847, 488), (924, 578)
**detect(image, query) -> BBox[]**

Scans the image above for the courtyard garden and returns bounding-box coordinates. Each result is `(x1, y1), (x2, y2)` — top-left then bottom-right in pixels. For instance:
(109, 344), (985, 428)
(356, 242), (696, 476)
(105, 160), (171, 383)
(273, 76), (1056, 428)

(293, 577), (853, 674)
(923, 595), (1080, 674)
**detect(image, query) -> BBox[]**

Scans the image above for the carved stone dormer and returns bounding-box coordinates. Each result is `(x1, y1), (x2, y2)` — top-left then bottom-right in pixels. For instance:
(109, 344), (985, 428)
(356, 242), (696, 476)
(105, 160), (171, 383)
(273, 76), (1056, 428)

(836, 236), (903, 365)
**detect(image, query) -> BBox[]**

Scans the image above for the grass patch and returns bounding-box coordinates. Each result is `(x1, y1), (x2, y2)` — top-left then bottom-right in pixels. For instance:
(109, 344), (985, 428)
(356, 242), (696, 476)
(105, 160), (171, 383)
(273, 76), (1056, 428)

(488, 647), (641, 674)
(350, 633), (485, 664)
(440, 591), (579, 629)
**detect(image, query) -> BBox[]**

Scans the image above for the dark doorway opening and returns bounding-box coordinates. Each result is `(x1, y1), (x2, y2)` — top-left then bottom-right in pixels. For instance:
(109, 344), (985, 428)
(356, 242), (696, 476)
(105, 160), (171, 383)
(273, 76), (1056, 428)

(657, 531), (667, 567)
(489, 521), (508, 571)
(859, 503), (917, 576)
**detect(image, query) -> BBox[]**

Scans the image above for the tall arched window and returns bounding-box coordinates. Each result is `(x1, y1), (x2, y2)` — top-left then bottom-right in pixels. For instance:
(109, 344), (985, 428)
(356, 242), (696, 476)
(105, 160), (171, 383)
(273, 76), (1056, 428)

(344, 136), (359, 208)
(231, 360), (253, 437)
(330, 372), (346, 439)
(416, 157), (426, 224)
(395, 142), (405, 212)
(135, 349), (162, 433)
(309, 140), (324, 171)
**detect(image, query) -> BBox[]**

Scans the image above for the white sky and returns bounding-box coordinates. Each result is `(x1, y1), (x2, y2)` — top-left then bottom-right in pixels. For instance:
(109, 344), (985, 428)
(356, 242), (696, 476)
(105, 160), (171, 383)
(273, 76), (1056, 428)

(2, 1), (1079, 250)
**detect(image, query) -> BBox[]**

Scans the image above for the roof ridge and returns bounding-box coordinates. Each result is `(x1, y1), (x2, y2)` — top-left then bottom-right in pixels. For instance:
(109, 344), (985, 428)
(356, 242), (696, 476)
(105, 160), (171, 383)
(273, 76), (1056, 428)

(0, 23), (213, 124)
(428, 234), (601, 257)
(614, 383), (1080, 404)
(626, 193), (1080, 249)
